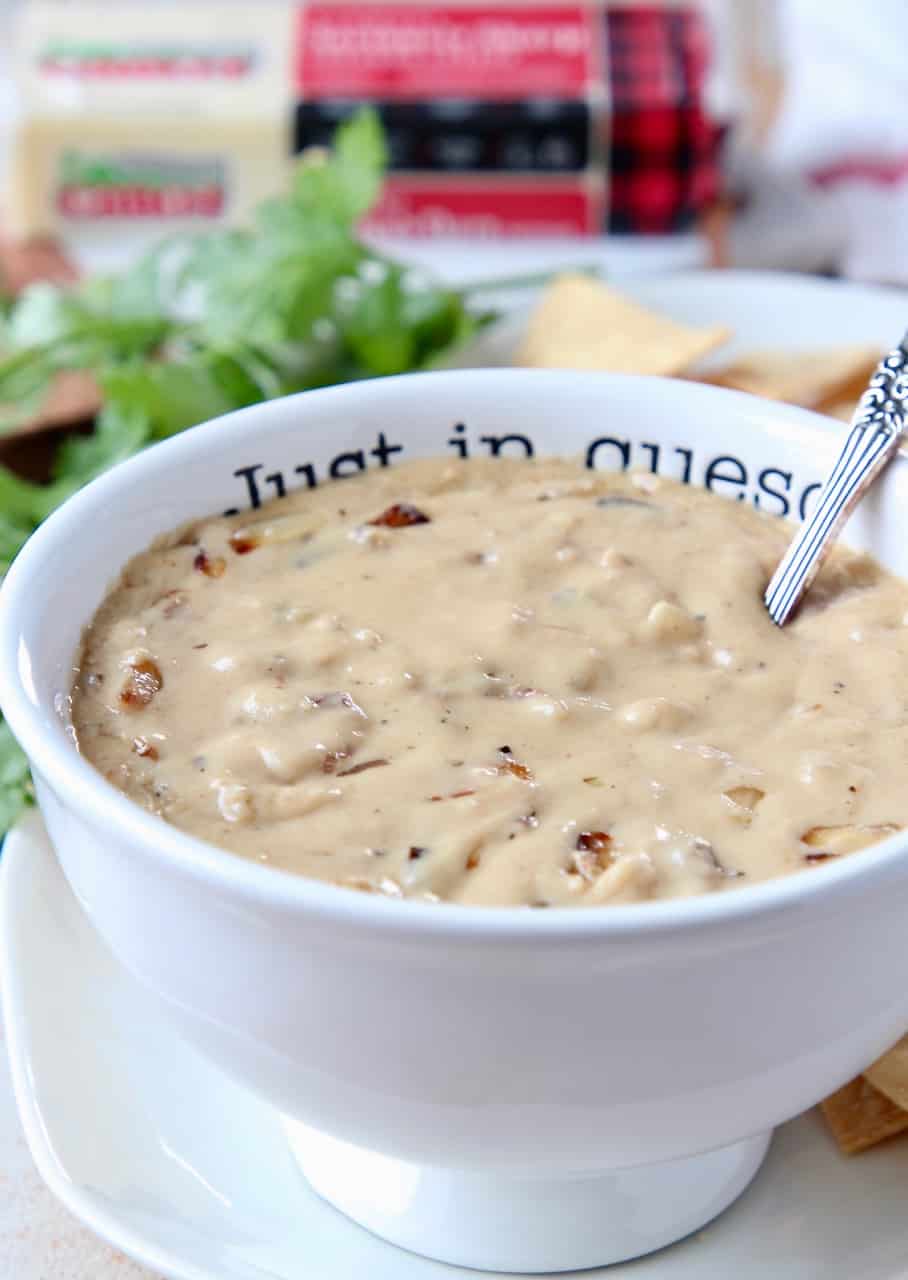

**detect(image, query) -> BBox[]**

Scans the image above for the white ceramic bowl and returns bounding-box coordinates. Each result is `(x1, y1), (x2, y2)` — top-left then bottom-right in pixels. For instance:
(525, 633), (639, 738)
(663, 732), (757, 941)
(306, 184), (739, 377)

(4, 370), (908, 1273)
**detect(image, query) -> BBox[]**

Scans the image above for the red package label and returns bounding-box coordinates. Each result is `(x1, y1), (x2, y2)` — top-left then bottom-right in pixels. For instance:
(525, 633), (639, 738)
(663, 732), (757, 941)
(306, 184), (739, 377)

(54, 154), (227, 220)
(57, 184), (226, 219)
(363, 176), (601, 237)
(297, 5), (598, 99)
(39, 44), (255, 80)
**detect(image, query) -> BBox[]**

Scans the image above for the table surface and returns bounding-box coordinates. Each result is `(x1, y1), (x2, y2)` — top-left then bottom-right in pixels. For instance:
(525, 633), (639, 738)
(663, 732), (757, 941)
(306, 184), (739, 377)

(0, 1021), (156, 1279)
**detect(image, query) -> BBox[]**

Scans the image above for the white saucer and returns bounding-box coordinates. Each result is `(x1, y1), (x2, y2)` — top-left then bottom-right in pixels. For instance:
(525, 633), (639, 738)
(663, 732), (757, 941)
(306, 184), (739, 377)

(5, 813), (908, 1280)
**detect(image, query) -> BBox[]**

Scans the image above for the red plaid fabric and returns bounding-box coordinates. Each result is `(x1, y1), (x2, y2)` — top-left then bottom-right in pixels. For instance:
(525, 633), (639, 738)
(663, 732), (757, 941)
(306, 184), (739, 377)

(605, 5), (721, 234)
(294, 2), (726, 238)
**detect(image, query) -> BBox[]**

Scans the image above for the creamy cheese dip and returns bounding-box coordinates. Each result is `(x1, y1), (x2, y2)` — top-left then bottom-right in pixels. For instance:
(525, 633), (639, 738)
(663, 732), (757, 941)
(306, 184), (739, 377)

(71, 457), (908, 907)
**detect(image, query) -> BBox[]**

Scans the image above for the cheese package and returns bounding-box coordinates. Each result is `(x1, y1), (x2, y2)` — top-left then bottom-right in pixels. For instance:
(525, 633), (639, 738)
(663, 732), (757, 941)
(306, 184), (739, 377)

(292, 1), (726, 239)
(7, 114), (289, 244)
(15, 2), (294, 116)
(6, 0), (731, 250)
(6, 2), (294, 248)
(294, 3), (603, 236)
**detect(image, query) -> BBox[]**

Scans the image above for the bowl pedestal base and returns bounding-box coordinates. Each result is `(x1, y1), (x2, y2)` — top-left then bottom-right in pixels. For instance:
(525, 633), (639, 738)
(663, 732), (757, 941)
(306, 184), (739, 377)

(283, 1119), (772, 1273)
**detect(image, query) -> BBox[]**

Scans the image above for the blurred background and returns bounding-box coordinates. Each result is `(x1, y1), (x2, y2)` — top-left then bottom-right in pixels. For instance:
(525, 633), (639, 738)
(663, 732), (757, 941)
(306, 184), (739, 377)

(1, 0), (907, 472)
(2, 0), (906, 286)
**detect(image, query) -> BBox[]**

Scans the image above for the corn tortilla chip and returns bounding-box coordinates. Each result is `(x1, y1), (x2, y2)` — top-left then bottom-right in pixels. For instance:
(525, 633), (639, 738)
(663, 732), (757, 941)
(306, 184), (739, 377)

(864, 1035), (908, 1113)
(821, 1075), (908, 1154)
(519, 274), (730, 377)
(702, 347), (881, 412)
(820, 397), (860, 423)
(817, 352), (885, 411)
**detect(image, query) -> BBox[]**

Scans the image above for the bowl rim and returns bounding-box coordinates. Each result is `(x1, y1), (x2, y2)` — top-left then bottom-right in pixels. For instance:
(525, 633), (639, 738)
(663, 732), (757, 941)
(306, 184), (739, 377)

(3, 367), (908, 941)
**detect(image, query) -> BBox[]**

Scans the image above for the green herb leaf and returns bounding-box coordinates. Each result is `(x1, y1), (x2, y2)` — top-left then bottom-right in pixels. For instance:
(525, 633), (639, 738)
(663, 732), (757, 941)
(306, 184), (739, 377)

(52, 397), (152, 494)
(0, 720), (34, 834)
(0, 462), (57, 525)
(294, 107), (387, 226)
(0, 345), (63, 432)
(0, 511), (38, 576)
(101, 359), (235, 441)
(9, 279), (170, 365)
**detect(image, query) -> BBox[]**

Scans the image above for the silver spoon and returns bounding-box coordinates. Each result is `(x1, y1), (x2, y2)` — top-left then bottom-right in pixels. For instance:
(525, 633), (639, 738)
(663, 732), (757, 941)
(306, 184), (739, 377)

(764, 335), (908, 626)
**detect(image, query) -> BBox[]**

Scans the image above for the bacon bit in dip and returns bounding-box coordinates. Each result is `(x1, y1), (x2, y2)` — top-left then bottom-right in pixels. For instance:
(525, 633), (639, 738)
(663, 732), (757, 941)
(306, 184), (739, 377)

(497, 747), (533, 781)
(368, 503), (430, 528)
(229, 531), (260, 554)
(572, 831), (614, 880)
(337, 758), (390, 777)
(193, 550), (226, 578)
(119, 658), (163, 709)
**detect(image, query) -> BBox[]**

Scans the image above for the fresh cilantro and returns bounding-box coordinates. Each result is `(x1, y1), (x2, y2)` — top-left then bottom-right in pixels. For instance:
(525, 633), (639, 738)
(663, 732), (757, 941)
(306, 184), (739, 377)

(0, 719), (34, 833)
(50, 399), (153, 494)
(295, 102), (387, 225)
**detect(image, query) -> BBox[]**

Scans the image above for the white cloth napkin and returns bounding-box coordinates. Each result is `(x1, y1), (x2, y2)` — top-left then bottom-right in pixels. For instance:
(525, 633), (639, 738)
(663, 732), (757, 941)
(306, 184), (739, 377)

(735, 0), (908, 284)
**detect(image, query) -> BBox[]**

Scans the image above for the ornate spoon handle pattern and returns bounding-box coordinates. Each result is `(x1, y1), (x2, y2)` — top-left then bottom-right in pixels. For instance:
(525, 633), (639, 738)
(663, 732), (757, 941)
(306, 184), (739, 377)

(764, 338), (908, 626)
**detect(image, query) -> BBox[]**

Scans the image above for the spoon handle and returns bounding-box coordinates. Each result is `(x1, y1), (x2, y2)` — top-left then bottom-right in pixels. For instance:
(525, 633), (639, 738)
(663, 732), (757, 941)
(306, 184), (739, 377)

(764, 338), (908, 626)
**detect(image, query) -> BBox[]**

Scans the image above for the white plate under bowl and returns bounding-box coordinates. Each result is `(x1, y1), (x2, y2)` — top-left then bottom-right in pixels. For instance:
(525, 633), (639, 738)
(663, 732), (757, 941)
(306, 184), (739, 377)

(4, 813), (908, 1280)
(448, 268), (908, 370)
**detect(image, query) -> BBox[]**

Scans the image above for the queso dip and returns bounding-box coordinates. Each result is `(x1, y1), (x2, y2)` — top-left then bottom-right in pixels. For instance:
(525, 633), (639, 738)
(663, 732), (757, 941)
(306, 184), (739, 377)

(71, 457), (908, 907)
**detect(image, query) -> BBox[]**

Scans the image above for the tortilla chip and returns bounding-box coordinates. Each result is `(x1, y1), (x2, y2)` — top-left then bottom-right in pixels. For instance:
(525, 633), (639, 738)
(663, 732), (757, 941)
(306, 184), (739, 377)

(864, 1035), (908, 1113)
(519, 274), (730, 377)
(702, 347), (881, 412)
(820, 397), (859, 423)
(818, 353), (885, 412)
(820, 1075), (908, 1154)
